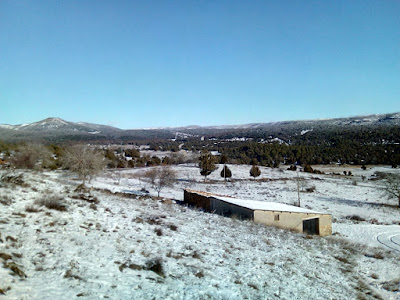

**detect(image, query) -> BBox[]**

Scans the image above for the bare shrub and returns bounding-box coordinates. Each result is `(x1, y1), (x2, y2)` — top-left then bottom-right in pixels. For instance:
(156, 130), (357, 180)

(144, 166), (176, 197)
(1, 173), (25, 186)
(381, 173), (400, 207)
(35, 195), (67, 211)
(10, 144), (53, 170)
(297, 177), (307, 192)
(62, 145), (107, 185)
(25, 205), (41, 213)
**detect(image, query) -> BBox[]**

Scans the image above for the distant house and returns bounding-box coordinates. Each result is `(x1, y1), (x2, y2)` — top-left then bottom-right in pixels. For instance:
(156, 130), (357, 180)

(184, 189), (332, 236)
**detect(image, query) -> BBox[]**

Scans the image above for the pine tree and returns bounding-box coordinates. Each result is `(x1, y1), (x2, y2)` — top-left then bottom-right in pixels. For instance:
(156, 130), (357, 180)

(250, 165), (261, 180)
(220, 165), (232, 181)
(199, 151), (217, 181)
(220, 154), (228, 164)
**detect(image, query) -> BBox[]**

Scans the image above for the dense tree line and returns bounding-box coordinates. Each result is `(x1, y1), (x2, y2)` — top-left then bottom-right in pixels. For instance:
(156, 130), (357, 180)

(1, 122), (399, 170)
(176, 139), (399, 167)
(0, 141), (196, 171)
(216, 141), (400, 167)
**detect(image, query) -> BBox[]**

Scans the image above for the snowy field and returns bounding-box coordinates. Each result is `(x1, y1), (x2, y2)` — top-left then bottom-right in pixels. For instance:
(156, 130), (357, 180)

(95, 164), (400, 250)
(0, 164), (400, 299)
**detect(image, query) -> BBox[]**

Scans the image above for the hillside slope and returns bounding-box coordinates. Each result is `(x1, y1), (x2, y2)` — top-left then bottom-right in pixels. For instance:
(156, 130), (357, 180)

(1, 169), (399, 299)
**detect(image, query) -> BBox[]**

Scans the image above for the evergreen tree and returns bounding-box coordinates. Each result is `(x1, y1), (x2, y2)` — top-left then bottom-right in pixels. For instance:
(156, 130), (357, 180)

(220, 165), (232, 181)
(199, 151), (217, 181)
(250, 165), (261, 180)
(220, 154), (228, 164)
(303, 165), (314, 173)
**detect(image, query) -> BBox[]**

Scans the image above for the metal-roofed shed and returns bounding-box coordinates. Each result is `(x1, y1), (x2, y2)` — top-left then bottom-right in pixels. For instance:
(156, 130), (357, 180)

(184, 189), (332, 236)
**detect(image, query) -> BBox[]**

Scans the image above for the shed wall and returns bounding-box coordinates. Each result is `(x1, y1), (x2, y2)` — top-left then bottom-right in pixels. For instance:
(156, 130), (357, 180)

(253, 211), (332, 236)
(211, 198), (254, 220)
(183, 190), (212, 211)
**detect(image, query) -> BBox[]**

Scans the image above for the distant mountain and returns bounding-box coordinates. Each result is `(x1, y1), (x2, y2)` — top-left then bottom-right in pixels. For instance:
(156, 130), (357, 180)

(0, 117), (122, 134)
(0, 117), (125, 143)
(179, 112), (400, 131)
(166, 113), (400, 144)
(0, 113), (399, 144)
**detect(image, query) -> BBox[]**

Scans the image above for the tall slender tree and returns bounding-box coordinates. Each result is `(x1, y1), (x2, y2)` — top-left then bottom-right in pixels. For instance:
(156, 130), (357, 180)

(199, 151), (216, 181)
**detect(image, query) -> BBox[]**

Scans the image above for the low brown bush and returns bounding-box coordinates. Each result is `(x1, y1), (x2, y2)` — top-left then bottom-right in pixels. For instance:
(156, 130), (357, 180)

(35, 195), (67, 211)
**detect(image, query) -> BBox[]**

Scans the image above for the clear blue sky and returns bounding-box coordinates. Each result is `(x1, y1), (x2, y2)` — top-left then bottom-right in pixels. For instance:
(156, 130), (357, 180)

(1, 0), (399, 129)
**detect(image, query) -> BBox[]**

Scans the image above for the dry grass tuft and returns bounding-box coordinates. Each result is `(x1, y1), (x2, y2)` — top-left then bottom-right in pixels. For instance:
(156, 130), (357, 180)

(0, 286), (11, 295)
(4, 261), (26, 278)
(0, 195), (12, 206)
(0, 253), (12, 260)
(381, 278), (400, 292)
(1, 173), (25, 186)
(25, 205), (41, 213)
(35, 195), (67, 211)
(64, 269), (84, 281)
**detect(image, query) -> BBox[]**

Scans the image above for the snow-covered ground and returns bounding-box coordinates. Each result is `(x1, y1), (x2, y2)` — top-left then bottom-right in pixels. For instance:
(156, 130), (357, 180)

(1, 165), (399, 299)
(95, 164), (400, 249)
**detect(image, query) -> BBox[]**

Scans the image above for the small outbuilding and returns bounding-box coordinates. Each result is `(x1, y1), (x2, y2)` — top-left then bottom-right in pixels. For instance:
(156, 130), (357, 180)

(184, 189), (332, 236)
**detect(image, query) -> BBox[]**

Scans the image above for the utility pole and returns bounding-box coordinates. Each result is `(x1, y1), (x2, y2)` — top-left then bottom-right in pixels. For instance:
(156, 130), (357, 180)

(296, 172), (301, 207)
(223, 164), (226, 182)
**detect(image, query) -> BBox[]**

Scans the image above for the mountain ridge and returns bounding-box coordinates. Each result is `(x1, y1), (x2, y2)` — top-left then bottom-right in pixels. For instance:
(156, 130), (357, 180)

(0, 112), (399, 143)
(3, 112), (400, 130)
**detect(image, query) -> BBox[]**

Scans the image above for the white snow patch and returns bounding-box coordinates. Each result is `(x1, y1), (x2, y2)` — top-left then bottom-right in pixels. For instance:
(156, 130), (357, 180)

(300, 129), (313, 135)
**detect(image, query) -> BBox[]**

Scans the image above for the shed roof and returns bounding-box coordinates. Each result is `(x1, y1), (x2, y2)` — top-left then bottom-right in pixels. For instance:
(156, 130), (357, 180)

(185, 189), (326, 215)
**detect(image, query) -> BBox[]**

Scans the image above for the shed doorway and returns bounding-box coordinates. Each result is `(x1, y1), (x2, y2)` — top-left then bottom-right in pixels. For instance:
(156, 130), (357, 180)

(303, 218), (319, 235)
